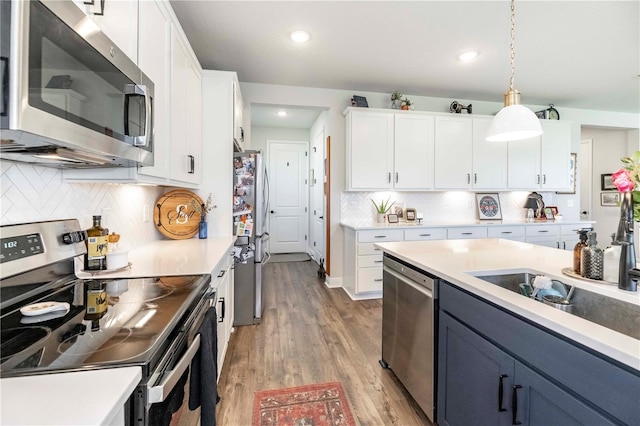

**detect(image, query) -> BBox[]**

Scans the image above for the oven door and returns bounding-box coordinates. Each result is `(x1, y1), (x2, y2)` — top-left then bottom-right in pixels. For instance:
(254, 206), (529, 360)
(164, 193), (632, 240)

(130, 289), (215, 426)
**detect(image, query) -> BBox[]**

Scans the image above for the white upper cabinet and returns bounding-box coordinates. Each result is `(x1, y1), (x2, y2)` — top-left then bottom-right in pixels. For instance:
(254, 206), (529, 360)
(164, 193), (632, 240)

(79, 0), (139, 63)
(233, 83), (245, 149)
(472, 118), (508, 189)
(394, 114), (435, 190)
(346, 110), (394, 190)
(508, 120), (572, 190)
(170, 26), (202, 185)
(434, 116), (473, 189)
(137, 0), (171, 179)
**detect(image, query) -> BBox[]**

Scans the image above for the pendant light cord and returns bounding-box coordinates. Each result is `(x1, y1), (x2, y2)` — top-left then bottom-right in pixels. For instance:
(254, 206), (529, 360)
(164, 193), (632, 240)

(509, 0), (516, 92)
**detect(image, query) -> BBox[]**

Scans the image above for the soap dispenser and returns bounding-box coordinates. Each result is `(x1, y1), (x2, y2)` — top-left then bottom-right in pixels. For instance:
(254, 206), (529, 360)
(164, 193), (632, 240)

(573, 229), (590, 275)
(603, 233), (621, 283)
(581, 231), (603, 280)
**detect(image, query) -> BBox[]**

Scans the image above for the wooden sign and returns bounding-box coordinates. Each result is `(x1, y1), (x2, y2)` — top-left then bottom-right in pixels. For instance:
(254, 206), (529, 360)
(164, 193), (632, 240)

(154, 189), (203, 239)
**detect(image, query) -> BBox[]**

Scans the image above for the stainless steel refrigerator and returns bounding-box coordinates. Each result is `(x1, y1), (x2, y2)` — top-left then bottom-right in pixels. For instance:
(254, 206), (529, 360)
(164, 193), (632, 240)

(232, 151), (269, 325)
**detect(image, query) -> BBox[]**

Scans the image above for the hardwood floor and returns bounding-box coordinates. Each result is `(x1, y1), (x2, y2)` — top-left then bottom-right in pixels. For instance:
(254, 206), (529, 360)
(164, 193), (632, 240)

(183, 259), (431, 425)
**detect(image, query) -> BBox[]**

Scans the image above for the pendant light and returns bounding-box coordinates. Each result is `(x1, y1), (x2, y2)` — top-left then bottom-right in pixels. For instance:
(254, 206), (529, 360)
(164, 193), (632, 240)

(486, 0), (543, 142)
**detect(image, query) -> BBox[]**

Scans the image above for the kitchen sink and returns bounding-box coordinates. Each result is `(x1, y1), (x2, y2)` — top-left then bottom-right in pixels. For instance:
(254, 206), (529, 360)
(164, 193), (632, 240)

(470, 270), (640, 340)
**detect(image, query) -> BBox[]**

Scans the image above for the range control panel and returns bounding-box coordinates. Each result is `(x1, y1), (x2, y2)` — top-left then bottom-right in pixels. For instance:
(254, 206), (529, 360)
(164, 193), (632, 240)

(0, 233), (44, 263)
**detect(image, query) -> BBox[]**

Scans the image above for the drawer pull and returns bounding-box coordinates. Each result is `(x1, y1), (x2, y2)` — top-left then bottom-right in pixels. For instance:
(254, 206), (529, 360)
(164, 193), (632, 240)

(462, 232), (473, 235)
(420, 233), (432, 237)
(374, 248), (381, 251)
(374, 235), (387, 239)
(374, 260), (383, 263)
(501, 231), (512, 234)
(374, 278), (383, 282)
(538, 230), (549, 233)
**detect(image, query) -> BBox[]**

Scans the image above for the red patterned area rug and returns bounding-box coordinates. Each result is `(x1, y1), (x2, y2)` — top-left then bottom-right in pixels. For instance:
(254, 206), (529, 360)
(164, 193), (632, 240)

(252, 382), (356, 426)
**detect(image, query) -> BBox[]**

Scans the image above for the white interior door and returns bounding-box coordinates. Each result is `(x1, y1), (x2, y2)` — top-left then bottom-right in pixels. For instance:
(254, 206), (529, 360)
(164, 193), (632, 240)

(310, 128), (325, 263)
(267, 141), (309, 254)
(580, 139), (593, 220)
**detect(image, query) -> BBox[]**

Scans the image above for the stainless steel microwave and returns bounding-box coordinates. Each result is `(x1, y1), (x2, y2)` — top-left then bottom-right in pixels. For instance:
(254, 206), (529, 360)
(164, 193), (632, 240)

(0, 0), (154, 168)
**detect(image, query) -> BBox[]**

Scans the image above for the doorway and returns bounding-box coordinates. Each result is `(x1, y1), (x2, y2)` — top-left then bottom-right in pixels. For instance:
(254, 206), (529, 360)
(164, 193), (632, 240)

(267, 140), (309, 254)
(310, 126), (325, 263)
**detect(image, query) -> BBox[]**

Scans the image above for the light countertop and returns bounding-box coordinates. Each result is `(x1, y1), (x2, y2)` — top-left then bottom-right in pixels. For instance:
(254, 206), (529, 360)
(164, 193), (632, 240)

(2, 236), (235, 425)
(0, 367), (141, 425)
(75, 236), (236, 279)
(342, 219), (594, 230)
(375, 238), (640, 371)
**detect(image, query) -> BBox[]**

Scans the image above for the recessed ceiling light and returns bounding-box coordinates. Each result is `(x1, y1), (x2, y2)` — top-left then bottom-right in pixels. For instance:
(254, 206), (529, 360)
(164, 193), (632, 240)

(290, 30), (311, 43)
(276, 111), (288, 117)
(458, 50), (479, 62)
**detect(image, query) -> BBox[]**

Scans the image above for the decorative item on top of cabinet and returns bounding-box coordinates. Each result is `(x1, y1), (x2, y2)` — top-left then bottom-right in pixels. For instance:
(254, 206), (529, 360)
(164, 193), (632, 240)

(449, 101), (472, 114)
(390, 90), (403, 109)
(351, 95), (368, 107)
(401, 97), (413, 110)
(535, 104), (560, 120)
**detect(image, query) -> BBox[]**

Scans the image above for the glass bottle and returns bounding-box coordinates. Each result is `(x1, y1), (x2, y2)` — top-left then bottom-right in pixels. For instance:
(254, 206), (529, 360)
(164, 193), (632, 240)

(84, 280), (108, 328)
(573, 229), (589, 275)
(85, 215), (108, 270)
(581, 231), (604, 280)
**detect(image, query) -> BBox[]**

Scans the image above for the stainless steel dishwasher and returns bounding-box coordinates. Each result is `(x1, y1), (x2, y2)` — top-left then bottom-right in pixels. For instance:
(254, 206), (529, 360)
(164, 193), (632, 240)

(380, 254), (438, 423)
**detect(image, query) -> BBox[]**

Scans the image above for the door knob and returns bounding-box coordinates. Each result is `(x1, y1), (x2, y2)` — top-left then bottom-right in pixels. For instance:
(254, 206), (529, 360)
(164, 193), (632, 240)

(581, 211), (588, 215)
(270, 210), (275, 214)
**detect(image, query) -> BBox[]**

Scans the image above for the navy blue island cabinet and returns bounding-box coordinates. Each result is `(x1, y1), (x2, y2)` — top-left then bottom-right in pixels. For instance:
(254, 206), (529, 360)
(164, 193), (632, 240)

(437, 281), (639, 426)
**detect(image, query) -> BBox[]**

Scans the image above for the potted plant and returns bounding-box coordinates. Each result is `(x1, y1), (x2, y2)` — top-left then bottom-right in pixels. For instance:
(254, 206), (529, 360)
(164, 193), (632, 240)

(401, 97), (413, 110)
(390, 90), (403, 109)
(371, 197), (395, 223)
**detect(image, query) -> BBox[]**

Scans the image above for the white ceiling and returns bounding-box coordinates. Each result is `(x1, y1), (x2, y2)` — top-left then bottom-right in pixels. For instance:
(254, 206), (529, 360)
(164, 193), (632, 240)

(170, 1), (640, 128)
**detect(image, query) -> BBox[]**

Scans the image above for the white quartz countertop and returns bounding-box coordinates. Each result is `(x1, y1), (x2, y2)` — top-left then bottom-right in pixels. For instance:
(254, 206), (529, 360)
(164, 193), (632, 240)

(75, 236), (236, 279)
(376, 238), (640, 371)
(342, 219), (594, 230)
(1, 367), (141, 425)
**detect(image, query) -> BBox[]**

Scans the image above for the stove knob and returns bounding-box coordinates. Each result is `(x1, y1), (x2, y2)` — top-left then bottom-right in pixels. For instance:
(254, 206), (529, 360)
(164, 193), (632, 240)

(61, 231), (87, 244)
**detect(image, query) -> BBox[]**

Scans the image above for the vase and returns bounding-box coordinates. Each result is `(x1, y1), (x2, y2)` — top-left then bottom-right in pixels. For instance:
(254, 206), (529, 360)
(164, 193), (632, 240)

(199, 217), (208, 239)
(401, 105), (409, 110)
(377, 213), (386, 223)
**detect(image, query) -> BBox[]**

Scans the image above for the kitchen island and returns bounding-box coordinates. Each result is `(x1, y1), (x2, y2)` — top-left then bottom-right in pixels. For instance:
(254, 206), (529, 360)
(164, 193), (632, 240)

(376, 238), (639, 425)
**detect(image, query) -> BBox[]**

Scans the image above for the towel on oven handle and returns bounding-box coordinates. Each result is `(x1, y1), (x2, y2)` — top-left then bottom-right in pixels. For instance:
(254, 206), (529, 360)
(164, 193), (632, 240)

(188, 307), (219, 426)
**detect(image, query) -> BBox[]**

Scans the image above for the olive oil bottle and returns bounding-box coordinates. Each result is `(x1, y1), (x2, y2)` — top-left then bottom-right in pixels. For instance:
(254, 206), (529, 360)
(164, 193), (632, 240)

(85, 215), (108, 271)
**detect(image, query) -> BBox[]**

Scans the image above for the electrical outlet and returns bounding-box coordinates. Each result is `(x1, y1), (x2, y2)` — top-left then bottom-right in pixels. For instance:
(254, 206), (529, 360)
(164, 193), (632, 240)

(567, 199), (574, 208)
(143, 205), (150, 223)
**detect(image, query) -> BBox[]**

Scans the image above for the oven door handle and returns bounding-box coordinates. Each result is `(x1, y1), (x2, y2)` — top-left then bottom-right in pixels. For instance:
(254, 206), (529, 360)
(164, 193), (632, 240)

(147, 334), (200, 404)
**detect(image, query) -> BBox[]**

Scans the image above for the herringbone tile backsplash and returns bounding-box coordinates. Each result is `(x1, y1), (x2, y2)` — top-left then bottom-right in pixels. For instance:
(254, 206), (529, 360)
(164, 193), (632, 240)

(1, 161), (166, 249)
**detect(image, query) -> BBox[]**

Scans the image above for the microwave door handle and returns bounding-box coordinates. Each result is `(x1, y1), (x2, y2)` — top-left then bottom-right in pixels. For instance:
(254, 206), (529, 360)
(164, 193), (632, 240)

(147, 334), (201, 404)
(123, 84), (151, 147)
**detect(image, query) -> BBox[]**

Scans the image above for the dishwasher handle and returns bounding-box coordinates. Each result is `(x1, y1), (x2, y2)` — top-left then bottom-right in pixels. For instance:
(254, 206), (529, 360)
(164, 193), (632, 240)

(384, 267), (434, 298)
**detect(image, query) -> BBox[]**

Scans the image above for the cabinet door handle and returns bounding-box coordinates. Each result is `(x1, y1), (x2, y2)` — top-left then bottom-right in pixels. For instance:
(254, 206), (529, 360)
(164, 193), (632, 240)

(556, 242), (560, 248)
(217, 270), (225, 278)
(543, 174), (547, 184)
(474, 173), (477, 184)
(188, 155), (195, 174)
(388, 172), (391, 183)
(218, 297), (226, 322)
(467, 173), (471, 184)
(498, 374), (508, 412)
(395, 172), (399, 183)
(537, 174), (540, 184)
(512, 385), (523, 425)
(562, 242), (566, 250)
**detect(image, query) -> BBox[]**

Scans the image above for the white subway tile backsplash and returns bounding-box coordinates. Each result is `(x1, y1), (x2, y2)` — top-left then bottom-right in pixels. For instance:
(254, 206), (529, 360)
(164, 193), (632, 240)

(1, 162), (166, 249)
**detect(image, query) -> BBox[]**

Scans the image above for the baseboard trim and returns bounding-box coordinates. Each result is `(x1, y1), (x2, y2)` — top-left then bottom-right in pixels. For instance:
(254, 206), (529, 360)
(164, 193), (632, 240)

(324, 275), (342, 288)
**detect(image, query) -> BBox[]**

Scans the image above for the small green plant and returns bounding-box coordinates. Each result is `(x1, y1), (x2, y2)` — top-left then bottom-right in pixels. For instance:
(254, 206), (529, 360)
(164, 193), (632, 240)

(390, 90), (403, 101)
(371, 196), (395, 214)
(402, 97), (413, 107)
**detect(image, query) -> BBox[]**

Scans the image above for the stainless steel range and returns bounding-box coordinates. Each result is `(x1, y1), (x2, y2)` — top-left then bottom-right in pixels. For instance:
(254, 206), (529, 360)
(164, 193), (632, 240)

(0, 219), (214, 425)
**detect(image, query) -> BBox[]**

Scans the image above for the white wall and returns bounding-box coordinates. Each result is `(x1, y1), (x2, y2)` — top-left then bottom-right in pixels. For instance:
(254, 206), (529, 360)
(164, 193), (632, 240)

(251, 127), (310, 152)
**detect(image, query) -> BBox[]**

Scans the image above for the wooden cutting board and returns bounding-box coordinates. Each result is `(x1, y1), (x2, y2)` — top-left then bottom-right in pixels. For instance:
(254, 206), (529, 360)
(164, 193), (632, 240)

(154, 189), (203, 239)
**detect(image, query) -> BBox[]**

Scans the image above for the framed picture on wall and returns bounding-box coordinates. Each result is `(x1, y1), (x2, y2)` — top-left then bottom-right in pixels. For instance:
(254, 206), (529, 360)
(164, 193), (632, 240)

(601, 173), (616, 191)
(601, 192), (621, 206)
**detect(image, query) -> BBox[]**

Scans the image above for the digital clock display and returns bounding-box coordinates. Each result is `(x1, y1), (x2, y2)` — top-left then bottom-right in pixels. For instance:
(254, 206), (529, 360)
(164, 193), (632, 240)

(0, 233), (44, 263)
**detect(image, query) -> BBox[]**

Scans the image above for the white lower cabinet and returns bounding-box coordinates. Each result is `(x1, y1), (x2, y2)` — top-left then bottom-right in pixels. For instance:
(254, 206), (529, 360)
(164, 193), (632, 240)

(525, 224), (562, 248)
(213, 251), (234, 377)
(404, 228), (447, 241)
(487, 225), (526, 242)
(447, 227), (488, 240)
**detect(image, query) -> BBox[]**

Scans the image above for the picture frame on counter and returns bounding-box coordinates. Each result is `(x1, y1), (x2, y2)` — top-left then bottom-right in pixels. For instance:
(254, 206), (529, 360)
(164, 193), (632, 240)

(547, 206), (559, 216)
(405, 208), (417, 222)
(392, 204), (405, 221)
(543, 207), (555, 220)
(601, 173), (616, 191)
(476, 193), (502, 220)
(387, 213), (399, 223)
(601, 192), (621, 206)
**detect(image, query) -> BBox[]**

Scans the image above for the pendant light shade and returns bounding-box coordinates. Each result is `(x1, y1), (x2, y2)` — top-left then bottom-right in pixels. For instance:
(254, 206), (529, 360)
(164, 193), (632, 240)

(486, 0), (543, 142)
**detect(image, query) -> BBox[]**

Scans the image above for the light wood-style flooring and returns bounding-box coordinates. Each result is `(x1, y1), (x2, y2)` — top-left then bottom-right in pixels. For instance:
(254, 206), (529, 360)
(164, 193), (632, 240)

(182, 259), (431, 425)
